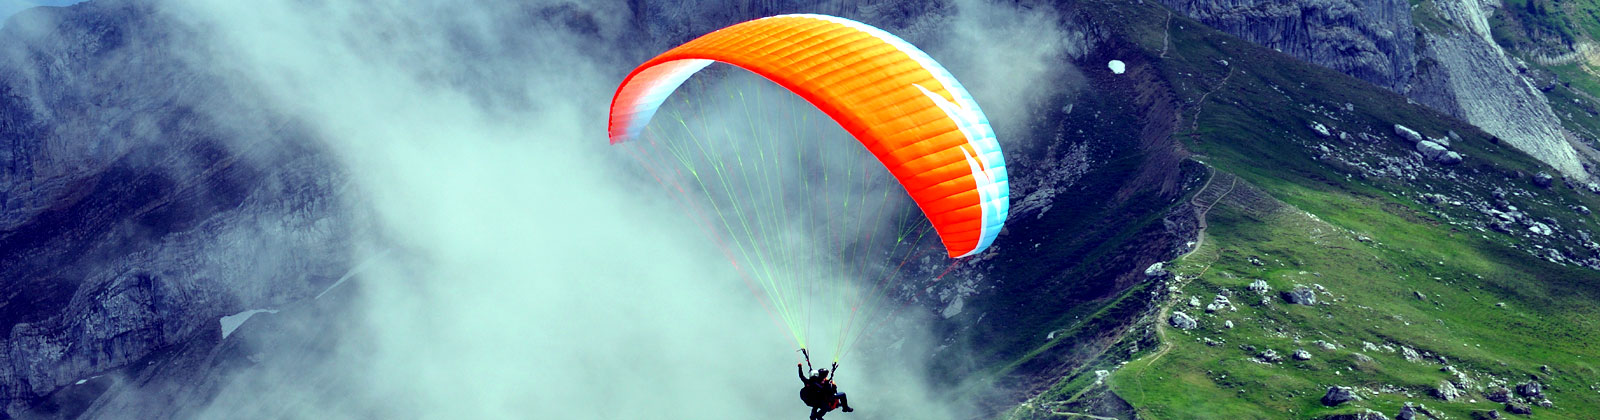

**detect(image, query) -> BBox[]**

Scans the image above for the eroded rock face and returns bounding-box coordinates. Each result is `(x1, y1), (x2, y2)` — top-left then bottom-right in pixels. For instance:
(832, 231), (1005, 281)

(1157, 0), (1415, 92)
(1160, 0), (1586, 177)
(0, 2), (356, 415)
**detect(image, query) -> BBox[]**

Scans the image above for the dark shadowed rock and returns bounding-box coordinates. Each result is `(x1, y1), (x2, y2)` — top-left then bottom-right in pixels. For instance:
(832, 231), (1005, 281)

(1533, 172), (1554, 188)
(1317, 410), (1386, 420)
(1258, 349), (1283, 363)
(1322, 386), (1357, 406)
(1515, 381), (1543, 398)
(1397, 403), (1419, 420)
(1505, 402), (1531, 415)
(1486, 387), (1511, 402)
(1282, 285), (1316, 305)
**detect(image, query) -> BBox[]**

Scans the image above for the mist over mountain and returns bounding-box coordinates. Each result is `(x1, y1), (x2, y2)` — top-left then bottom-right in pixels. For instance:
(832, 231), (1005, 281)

(3, 0), (1599, 419)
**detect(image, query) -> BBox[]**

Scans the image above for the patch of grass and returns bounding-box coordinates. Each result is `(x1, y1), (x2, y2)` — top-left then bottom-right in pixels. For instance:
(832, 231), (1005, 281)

(1037, 0), (1600, 417)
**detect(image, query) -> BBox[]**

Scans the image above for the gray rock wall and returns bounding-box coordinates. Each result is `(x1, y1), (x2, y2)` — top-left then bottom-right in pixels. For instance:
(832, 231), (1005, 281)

(1159, 0), (1588, 178)
(0, 2), (355, 416)
(1159, 0), (1416, 92)
(1407, 0), (1584, 177)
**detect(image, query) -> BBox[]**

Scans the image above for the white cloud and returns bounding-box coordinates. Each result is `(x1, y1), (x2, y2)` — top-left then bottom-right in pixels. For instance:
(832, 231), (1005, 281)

(155, 0), (1071, 418)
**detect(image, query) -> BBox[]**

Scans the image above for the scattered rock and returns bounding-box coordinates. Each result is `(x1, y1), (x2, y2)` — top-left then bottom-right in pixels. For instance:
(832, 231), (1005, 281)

(1145, 262), (1168, 278)
(1313, 340), (1337, 350)
(1448, 130), (1462, 145)
(1401, 346), (1421, 362)
(1434, 380), (1462, 401)
(1471, 410), (1502, 420)
(1533, 172), (1554, 188)
(1309, 122), (1332, 138)
(1352, 353), (1375, 364)
(1505, 402), (1532, 415)
(1248, 279), (1271, 293)
(1536, 399), (1553, 408)
(1417, 140), (1449, 160)
(1282, 285), (1317, 305)
(1258, 349), (1284, 363)
(1223, 320), (1234, 329)
(1170, 312), (1198, 330)
(1322, 386), (1358, 406)
(1205, 295), (1235, 312)
(1292, 349), (1311, 360)
(1437, 151), (1463, 165)
(1317, 410), (1386, 420)
(1516, 381), (1543, 398)
(1362, 341), (1380, 352)
(1395, 124), (1424, 143)
(1397, 403), (1419, 420)
(1413, 291), (1426, 300)
(1188, 296), (1202, 307)
(1486, 387), (1511, 403)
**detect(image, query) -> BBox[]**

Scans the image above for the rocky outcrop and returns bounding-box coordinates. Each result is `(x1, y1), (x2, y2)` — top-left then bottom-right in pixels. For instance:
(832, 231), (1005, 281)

(0, 2), (355, 415)
(1516, 381), (1544, 398)
(1434, 379), (1462, 401)
(1161, 0), (1587, 177)
(1170, 311), (1199, 330)
(1157, 0), (1415, 92)
(1408, 0), (1583, 177)
(1282, 284), (1317, 305)
(1322, 386), (1358, 406)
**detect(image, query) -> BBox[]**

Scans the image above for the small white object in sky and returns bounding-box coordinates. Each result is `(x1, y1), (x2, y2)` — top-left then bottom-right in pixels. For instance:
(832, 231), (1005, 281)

(1108, 60), (1126, 74)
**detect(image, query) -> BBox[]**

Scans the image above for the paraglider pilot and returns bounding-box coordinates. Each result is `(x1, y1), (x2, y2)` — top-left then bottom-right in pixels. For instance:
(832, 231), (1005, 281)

(798, 353), (853, 419)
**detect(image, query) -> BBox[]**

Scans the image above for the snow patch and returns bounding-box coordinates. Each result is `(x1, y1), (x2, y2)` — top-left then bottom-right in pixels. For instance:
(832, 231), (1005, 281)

(220, 309), (280, 339)
(1108, 60), (1126, 74)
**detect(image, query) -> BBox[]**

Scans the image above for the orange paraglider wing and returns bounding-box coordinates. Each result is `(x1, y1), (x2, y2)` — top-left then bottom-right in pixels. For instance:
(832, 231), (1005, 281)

(608, 14), (1008, 258)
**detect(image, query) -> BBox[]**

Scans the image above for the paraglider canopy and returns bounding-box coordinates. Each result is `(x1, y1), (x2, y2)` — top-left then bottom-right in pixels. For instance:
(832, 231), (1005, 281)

(606, 13), (1012, 360)
(608, 14), (1010, 258)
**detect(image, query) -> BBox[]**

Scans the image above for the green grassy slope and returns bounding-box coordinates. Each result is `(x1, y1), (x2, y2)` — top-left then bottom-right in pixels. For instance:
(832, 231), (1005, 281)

(993, 0), (1600, 417)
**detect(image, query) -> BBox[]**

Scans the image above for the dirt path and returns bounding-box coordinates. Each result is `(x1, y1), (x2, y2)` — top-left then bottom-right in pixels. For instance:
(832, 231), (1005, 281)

(1050, 410), (1120, 420)
(1133, 166), (1236, 376)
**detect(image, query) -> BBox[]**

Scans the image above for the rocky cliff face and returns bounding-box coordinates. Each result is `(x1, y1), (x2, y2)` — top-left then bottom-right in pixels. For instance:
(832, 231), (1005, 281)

(0, 2), (354, 416)
(1158, 0), (1588, 178)
(1406, 0), (1584, 177)
(1158, 0), (1416, 92)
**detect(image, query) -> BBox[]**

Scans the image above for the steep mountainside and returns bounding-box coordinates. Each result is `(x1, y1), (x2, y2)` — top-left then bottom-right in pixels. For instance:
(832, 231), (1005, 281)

(1159, 0), (1588, 178)
(996, 0), (1600, 418)
(0, 2), (355, 417)
(6, 0), (1600, 419)
(0, 1), (1197, 418)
